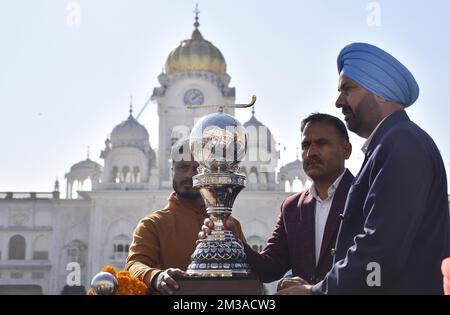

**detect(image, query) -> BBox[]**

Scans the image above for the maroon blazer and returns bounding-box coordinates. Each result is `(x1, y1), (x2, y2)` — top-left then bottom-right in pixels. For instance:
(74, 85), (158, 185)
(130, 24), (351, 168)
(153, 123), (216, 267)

(244, 169), (354, 284)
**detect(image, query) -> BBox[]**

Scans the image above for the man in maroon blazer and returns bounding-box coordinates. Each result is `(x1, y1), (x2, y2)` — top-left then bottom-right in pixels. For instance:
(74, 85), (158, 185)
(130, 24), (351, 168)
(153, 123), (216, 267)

(201, 113), (354, 286)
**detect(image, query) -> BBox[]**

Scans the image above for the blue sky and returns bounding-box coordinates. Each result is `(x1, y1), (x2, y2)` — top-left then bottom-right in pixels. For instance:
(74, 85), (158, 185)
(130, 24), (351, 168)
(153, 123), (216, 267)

(1, 0), (450, 193)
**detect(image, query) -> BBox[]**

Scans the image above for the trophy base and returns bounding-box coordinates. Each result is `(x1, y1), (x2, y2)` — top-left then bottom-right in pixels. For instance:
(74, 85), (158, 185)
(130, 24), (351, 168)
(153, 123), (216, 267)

(173, 276), (264, 295)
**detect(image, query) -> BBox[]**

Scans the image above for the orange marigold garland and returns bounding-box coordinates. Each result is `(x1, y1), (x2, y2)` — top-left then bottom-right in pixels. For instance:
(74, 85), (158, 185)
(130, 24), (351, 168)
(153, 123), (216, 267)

(102, 265), (117, 276)
(89, 265), (148, 295)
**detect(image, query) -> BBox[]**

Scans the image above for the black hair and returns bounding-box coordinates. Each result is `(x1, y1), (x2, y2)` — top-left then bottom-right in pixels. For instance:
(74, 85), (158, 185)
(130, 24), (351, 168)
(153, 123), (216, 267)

(300, 113), (349, 142)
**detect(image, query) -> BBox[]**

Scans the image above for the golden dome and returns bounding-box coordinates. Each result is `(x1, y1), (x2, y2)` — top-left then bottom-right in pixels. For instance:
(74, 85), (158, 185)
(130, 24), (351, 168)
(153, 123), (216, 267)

(165, 23), (226, 76)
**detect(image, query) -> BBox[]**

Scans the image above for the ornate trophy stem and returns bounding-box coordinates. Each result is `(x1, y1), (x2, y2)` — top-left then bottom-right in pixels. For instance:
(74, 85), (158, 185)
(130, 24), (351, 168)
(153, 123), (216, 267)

(187, 171), (250, 277)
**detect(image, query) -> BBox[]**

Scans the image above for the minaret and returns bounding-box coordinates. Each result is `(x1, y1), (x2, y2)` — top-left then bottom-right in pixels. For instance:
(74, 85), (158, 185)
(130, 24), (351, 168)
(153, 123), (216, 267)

(151, 5), (236, 188)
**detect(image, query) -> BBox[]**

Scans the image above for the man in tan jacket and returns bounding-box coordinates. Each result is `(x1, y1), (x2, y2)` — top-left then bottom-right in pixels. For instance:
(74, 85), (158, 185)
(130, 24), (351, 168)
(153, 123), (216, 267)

(125, 139), (245, 295)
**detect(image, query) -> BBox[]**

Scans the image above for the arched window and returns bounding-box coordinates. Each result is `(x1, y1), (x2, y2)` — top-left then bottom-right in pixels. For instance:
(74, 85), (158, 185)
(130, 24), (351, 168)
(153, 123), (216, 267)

(68, 247), (79, 262)
(8, 235), (26, 260)
(292, 177), (302, 192)
(83, 177), (92, 191)
(112, 235), (131, 261)
(66, 240), (87, 267)
(259, 172), (268, 184)
(251, 244), (264, 252)
(247, 236), (265, 254)
(285, 180), (292, 193)
(33, 235), (49, 260)
(122, 166), (130, 183)
(133, 166), (140, 183)
(249, 167), (258, 184)
(112, 166), (119, 183)
(304, 178), (313, 190)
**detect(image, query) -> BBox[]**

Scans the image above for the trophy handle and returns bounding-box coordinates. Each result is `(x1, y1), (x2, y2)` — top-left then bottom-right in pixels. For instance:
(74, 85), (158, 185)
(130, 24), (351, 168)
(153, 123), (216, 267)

(186, 95), (256, 111)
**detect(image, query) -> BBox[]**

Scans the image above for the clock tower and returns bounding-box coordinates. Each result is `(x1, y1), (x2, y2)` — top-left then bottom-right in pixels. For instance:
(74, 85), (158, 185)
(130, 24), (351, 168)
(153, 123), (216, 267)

(151, 8), (236, 188)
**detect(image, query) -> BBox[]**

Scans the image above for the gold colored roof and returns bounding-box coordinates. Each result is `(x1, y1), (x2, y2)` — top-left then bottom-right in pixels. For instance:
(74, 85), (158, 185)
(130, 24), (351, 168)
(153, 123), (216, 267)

(165, 26), (227, 75)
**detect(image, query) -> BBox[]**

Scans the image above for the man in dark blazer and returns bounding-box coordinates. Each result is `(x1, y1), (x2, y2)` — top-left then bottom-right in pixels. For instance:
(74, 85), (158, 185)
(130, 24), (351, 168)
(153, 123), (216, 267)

(278, 43), (450, 295)
(201, 113), (354, 285)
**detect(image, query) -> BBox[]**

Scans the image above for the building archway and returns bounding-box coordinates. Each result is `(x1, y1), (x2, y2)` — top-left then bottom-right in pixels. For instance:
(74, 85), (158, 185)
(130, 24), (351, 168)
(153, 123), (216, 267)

(8, 234), (26, 260)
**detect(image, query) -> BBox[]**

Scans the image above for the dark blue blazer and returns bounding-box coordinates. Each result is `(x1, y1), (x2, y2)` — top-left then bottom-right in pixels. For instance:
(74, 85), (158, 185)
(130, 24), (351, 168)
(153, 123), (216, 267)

(313, 110), (450, 294)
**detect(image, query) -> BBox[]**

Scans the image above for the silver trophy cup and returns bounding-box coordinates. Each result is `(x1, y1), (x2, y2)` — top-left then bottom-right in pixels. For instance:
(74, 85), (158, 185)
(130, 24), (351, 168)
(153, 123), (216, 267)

(186, 97), (256, 277)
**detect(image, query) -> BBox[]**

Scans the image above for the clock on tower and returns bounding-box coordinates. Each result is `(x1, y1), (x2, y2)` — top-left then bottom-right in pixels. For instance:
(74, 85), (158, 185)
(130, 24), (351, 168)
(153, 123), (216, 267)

(183, 88), (204, 106)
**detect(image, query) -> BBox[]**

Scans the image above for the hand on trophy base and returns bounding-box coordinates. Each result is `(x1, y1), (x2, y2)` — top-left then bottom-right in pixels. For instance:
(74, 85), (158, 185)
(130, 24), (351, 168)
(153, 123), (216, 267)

(150, 268), (187, 295)
(277, 276), (309, 291)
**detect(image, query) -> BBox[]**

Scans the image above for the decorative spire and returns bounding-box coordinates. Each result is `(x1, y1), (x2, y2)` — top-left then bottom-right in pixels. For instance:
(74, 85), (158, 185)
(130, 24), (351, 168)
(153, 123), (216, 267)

(296, 146), (299, 160)
(251, 106), (255, 116)
(54, 178), (60, 192)
(87, 146), (90, 159)
(194, 3), (200, 29)
(129, 95), (133, 116)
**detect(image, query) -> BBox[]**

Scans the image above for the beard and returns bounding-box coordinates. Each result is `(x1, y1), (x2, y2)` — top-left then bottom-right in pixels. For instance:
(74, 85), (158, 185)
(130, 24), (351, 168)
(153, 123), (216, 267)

(175, 189), (201, 200)
(173, 179), (202, 200)
(343, 94), (381, 135)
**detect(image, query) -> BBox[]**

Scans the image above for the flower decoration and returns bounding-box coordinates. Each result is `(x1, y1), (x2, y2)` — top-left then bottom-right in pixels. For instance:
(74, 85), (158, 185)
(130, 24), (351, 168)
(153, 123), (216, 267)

(88, 265), (148, 295)
(443, 258), (450, 295)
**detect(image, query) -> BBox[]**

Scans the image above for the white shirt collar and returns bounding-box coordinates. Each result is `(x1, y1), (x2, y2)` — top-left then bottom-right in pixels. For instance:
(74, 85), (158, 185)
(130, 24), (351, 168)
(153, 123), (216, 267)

(361, 113), (393, 154)
(309, 169), (347, 202)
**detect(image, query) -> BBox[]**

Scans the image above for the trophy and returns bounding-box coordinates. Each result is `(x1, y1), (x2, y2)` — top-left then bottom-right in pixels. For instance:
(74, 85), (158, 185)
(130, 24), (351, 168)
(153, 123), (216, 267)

(174, 96), (263, 294)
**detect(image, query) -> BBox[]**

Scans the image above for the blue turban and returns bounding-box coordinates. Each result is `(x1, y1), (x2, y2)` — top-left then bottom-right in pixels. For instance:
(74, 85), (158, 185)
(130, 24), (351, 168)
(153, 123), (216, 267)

(337, 42), (419, 107)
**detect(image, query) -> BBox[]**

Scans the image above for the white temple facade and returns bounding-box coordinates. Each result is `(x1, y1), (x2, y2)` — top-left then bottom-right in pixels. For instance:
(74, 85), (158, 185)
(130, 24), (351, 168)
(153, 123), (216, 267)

(0, 13), (317, 295)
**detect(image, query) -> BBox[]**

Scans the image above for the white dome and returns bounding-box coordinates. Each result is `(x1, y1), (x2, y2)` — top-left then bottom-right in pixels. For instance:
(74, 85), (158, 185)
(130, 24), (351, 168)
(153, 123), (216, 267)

(110, 114), (150, 149)
(278, 158), (307, 184)
(243, 111), (274, 153)
(70, 158), (102, 173)
(283, 159), (303, 171)
(66, 158), (103, 182)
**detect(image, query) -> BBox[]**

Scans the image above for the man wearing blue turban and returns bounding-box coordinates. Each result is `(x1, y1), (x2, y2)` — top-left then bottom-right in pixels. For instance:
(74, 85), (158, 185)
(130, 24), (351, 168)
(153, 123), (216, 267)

(278, 43), (450, 295)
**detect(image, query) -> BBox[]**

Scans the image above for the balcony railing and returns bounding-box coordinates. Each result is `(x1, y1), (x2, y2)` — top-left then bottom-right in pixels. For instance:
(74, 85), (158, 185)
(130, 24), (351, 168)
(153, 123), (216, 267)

(0, 192), (60, 200)
(0, 260), (52, 269)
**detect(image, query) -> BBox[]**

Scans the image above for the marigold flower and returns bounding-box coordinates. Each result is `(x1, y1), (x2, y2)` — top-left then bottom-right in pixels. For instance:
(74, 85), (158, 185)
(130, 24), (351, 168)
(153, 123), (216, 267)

(102, 265), (117, 276)
(89, 265), (148, 295)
